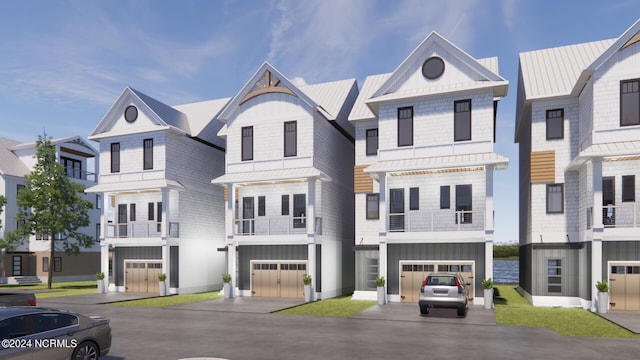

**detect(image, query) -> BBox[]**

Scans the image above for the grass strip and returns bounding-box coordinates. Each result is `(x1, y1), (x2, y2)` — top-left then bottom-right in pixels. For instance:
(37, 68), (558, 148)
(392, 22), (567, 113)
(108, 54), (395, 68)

(0, 281), (99, 299)
(276, 295), (376, 317)
(108, 291), (221, 307)
(494, 285), (639, 338)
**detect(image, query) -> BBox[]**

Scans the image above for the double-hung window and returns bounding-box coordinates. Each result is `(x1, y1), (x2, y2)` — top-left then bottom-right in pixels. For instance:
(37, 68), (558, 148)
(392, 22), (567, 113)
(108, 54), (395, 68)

(241, 126), (253, 161)
(454, 100), (471, 141)
(546, 184), (564, 214)
(366, 128), (378, 156)
(621, 79), (640, 126)
(440, 186), (450, 209)
(366, 194), (380, 220)
(622, 175), (635, 202)
(284, 121), (297, 157)
(111, 143), (120, 173)
(546, 109), (564, 139)
(397, 107), (413, 146)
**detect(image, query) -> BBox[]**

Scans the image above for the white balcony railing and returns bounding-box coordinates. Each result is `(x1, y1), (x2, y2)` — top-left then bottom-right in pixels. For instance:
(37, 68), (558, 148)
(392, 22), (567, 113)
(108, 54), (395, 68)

(106, 221), (179, 238)
(388, 210), (485, 232)
(234, 216), (309, 236)
(602, 203), (640, 228)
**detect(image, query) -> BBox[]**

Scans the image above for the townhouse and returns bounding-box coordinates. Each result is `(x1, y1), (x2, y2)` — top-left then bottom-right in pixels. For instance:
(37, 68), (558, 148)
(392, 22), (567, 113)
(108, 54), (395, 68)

(86, 87), (228, 294)
(0, 136), (100, 283)
(212, 62), (357, 299)
(349, 32), (508, 304)
(515, 20), (640, 310)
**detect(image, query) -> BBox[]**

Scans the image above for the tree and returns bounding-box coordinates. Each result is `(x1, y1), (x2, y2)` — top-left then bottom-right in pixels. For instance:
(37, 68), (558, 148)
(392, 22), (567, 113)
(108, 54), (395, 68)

(10, 135), (94, 289)
(0, 195), (6, 243)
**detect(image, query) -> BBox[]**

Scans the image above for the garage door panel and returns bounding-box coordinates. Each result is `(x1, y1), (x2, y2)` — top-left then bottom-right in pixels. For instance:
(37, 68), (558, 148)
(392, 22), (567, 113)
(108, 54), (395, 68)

(628, 274), (640, 311)
(400, 262), (473, 304)
(610, 264), (640, 311)
(251, 262), (305, 299)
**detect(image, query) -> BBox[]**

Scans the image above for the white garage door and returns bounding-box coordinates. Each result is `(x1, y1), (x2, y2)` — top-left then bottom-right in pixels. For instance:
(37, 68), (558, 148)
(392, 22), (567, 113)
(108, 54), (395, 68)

(610, 263), (640, 311)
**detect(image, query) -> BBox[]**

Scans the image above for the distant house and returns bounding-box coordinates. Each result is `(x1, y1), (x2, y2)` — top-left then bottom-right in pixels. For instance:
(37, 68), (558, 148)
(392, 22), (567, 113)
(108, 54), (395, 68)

(349, 32), (509, 304)
(86, 88), (228, 294)
(0, 136), (100, 284)
(212, 62), (357, 299)
(515, 20), (640, 310)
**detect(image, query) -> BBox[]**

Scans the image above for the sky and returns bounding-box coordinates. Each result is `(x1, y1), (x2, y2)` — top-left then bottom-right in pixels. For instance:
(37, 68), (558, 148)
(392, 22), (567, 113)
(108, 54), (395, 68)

(1, 0), (640, 244)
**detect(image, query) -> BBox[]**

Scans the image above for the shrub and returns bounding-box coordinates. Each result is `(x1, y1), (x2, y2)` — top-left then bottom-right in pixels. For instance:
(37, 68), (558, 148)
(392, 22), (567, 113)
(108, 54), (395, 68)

(158, 273), (167, 282)
(222, 274), (232, 283)
(375, 276), (385, 287)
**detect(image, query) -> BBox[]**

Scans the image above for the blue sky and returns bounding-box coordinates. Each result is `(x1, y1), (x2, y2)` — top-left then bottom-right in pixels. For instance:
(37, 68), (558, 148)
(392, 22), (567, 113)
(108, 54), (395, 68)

(1, 0), (639, 243)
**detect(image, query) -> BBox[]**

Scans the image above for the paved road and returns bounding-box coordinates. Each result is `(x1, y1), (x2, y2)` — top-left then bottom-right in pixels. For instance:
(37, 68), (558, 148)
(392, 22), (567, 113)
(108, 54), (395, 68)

(39, 300), (638, 360)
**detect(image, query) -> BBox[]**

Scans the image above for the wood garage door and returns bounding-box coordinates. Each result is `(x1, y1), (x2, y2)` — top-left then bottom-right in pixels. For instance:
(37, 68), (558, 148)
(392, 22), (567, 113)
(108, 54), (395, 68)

(125, 261), (162, 293)
(251, 261), (306, 299)
(610, 264), (640, 311)
(400, 261), (474, 303)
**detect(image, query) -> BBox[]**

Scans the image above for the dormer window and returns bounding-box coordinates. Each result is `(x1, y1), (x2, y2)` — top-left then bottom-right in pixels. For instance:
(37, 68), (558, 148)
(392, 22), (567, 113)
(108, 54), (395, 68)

(621, 79), (640, 126)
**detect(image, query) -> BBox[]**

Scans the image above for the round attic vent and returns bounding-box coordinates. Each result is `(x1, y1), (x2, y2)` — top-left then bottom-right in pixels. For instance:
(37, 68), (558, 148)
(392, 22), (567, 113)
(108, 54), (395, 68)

(124, 105), (138, 122)
(422, 57), (445, 80)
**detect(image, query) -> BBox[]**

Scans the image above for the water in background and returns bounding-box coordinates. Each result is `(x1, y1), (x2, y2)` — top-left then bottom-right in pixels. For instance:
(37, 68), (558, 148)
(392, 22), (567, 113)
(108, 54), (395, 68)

(494, 259), (519, 284)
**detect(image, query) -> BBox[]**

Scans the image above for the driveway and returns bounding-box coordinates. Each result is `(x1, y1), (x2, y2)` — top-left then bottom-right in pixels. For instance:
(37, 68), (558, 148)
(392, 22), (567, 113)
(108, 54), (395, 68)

(352, 303), (496, 326)
(168, 296), (306, 314)
(36, 298), (639, 360)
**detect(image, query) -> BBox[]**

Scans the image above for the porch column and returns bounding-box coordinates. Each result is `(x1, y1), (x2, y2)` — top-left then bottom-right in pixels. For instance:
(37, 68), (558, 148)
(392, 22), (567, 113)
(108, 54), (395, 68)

(100, 243), (109, 292)
(485, 165), (494, 280)
(378, 172), (388, 301)
(307, 178), (317, 294)
(161, 189), (171, 290)
(591, 158), (604, 310)
(226, 183), (236, 293)
(101, 192), (110, 290)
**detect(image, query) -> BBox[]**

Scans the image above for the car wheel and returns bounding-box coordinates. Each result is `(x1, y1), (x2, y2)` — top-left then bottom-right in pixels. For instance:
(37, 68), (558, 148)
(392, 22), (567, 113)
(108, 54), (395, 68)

(420, 305), (429, 315)
(457, 306), (466, 317)
(72, 341), (99, 360)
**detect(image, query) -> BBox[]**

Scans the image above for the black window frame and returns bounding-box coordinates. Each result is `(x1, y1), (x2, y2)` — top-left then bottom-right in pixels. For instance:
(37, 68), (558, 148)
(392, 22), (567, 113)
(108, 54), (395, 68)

(143, 138), (154, 170)
(284, 121), (297, 157)
(366, 193), (380, 220)
(622, 175), (635, 202)
(241, 126), (254, 161)
(366, 128), (378, 156)
(53, 257), (62, 272)
(258, 196), (266, 216)
(409, 187), (419, 211)
(546, 109), (564, 140)
(454, 100), (472, 142)
(281, 195), (290, 216)
(129, 203), (136, 222)
(547, 258), (563, 294)
(43, 257), (49, 273)
(293, 194), (306, 228)
(440, 186), (450, 209)
(621, 79), (640, 126)
(546, 183), (564, 214)
(61, 156), (82, 179)
(397, 107), (413, 147)
(111, 142), (120, 173)
(148, 202), (155, 221)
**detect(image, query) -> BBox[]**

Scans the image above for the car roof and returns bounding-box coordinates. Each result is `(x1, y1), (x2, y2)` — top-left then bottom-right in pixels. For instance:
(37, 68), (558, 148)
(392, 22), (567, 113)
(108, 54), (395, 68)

(427, 272), (460, 276)
(0, 307), (77, 317)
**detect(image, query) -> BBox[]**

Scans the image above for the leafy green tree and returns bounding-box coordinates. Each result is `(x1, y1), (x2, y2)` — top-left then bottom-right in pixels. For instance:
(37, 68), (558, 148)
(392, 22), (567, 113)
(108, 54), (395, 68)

(0, 195), (6, 242)
(9, 135), (94, 289)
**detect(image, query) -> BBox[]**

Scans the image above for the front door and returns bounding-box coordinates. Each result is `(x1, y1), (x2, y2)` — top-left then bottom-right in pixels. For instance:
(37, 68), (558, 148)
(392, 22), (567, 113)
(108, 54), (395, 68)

(243, 197), (254, 234)
(118, 204), (128, 238)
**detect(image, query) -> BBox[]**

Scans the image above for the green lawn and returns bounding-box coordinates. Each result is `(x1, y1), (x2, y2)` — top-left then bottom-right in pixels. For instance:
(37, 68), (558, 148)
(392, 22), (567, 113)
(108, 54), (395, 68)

(108, 291), (221, 307)
(276, 296), (376, 317)
(0, 281), (99, 299)
(494, 285), (639, 338)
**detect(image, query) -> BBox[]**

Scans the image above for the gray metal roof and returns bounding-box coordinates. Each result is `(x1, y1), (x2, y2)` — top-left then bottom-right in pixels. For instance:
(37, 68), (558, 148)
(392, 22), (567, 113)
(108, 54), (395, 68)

(0, 137), (29, 177)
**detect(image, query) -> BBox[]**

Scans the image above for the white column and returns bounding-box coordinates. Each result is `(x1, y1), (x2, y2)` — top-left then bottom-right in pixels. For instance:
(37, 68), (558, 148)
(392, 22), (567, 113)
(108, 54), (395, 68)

(161, 189), (169, 239)
(307, 178), (317, 295)
(378, 172), (388, 302)
(226, 184), (236, 293)
(100, 243), (109, 292)
(100, 192), (110, 291)
(591, 158), (604, 310)
(485, 165), (494, 280)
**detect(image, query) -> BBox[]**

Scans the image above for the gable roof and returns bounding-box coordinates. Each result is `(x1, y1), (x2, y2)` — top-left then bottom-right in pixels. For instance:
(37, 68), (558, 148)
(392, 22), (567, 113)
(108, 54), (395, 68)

(10, 135), (97, 155)
(515, 20), (640, 142)
(0, 137), (30, 177)
(89, 87), (190, 140)
(372, 31), (507, 99)
(348, 73), (392, 121)
(173, 97), (230, 147)
(217, 62), (332, 122)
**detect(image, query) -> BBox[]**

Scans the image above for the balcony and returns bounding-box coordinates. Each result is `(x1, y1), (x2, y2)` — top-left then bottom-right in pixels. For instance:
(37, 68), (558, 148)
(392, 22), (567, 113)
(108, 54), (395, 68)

(387, 210), (485, 232)
(106, 221), (180, 238)
(233, 216), (323, 236)
(602, 203), (640, 228)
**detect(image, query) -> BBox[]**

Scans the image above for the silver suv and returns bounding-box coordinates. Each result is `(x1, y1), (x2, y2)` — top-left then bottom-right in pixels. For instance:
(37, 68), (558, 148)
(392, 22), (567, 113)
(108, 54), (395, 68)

(418, 273), (468, 317)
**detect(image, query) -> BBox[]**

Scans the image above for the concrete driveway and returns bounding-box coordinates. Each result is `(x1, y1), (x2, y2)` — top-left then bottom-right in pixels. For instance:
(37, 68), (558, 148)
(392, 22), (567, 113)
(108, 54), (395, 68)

(169, 296), (306, 314)
(351, 303), (496, 326)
